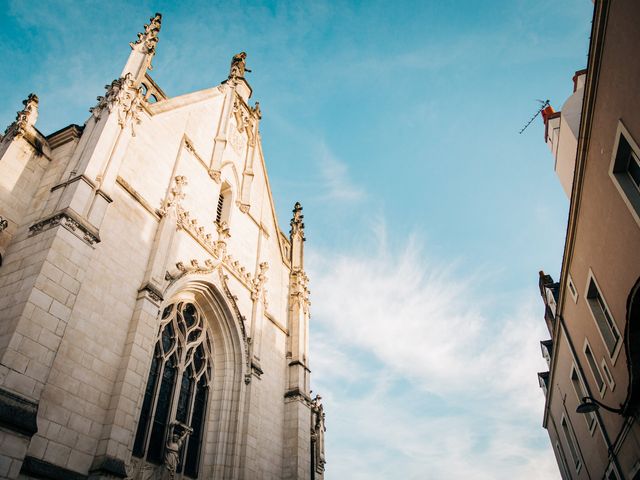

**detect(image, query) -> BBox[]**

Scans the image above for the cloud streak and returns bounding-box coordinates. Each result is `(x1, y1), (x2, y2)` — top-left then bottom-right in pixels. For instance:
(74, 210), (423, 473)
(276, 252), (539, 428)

(308, 225), (558, 479)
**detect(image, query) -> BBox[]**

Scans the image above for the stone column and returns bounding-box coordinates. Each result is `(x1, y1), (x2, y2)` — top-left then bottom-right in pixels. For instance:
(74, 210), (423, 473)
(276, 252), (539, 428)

(283, 203), (311, 480)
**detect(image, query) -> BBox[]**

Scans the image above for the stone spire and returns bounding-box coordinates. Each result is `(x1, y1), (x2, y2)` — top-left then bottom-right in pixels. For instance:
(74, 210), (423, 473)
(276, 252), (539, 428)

(3, 93), (39, 138)
(289, 202), (305, 270)
(130, 12), (162, 55)
(289, 202), (305, 240)
(121, 12), (162, 83)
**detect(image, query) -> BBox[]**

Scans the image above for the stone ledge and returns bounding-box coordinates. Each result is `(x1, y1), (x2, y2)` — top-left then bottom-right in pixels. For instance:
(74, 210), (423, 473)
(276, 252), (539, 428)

(21, 456), (87, 480)
(89, 455), (128, 479)
(0, 386), (38, 437)
(284, 388), (311, 404)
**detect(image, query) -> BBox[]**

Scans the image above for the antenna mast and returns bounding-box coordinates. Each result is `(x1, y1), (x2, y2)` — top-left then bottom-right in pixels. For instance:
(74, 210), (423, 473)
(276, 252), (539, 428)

(519, 99), (550, 134)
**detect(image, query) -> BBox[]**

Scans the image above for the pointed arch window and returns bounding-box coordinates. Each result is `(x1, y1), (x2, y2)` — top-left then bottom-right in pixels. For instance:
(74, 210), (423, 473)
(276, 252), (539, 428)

(133, 301), (213, 478)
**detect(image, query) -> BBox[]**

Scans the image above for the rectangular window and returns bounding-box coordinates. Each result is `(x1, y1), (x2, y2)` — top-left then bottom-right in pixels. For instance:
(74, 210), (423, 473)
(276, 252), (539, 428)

(584, 341), (606, 396)
(628, 148), (640, 192)
(555, 442), (571, 480)
(609, 121), (640, 226)
(567, 274), (578, 303)
(601, 359), (616, 391)
(570, 367), (596, 432)
(561, 415), (582, 473)
(586, 273), (621, 359)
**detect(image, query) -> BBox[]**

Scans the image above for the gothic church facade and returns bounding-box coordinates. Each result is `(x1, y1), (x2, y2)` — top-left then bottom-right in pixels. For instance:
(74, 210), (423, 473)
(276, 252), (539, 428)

(0, 13), (325, 480)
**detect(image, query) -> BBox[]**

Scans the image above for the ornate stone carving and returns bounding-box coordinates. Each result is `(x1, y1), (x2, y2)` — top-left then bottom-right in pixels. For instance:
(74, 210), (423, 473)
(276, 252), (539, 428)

(229, 51), (251, 79)
(168, 205), (260, 293)
(214, 221), (230, 257)
(159, 175), (187, 216)
(233, 98), (245, 133)
(252, 262), (269, 301)
(138, 283), (163, 304)
(90, 73), (145, 134)
(0, 216), (8, 233)
(229, 127), (246, 155)
(290, 269), (311, 314)
(29, 212), (99, 246)
(290, 202), (305, 240)
(311, 395), (326, 474)
(258, 262), (270, 310)
(245, 117), (255, 146)
(231, 98), (256, 148)
(166, 259), (216, 282)
(130, 12), (162, 55)
(208, 169), (221, 183)
(3, 93), (38, 138)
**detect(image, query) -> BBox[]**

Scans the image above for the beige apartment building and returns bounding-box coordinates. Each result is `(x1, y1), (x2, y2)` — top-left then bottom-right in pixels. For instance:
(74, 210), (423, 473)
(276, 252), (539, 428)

(537, 0), (640, 478)
(0, 13), (325, 480)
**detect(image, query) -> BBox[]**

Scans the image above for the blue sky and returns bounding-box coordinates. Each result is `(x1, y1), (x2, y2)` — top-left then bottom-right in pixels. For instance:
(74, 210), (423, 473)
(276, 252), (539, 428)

(1, 1), (595, 478)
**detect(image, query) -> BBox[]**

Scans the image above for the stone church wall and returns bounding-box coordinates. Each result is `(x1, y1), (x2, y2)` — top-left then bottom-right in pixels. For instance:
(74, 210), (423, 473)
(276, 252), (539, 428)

(0, 12), (324, 480)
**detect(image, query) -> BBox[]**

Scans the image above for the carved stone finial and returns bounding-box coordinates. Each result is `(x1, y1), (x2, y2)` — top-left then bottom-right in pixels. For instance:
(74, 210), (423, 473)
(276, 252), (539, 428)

(213, 221), (231, 258)
(252, 262), (270, 298)
(216, 221), (231, 241)
(4, 93), (39, 137)
(229, 52), (251, 79)
(251, 102), (262, 119)
(130, 12), (162, 55)
(290, 202), (305, 239)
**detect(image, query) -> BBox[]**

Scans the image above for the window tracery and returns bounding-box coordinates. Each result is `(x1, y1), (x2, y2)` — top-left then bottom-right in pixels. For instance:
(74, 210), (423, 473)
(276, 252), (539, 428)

(133, 300), (213, 478)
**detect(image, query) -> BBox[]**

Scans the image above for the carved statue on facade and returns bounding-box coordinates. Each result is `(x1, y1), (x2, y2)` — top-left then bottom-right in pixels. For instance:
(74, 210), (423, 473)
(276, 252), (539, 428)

(229, 52), (251, 79)
(311, 394), (326, 474)
(164, 423), (193, 479)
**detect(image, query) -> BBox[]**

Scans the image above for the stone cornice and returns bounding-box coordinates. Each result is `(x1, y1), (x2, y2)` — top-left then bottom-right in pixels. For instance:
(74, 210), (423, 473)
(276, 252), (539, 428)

(0, 386), (38, 437)
(46, 124), (84, 150)
(29, 207), (101, 246)
(21, 456), (86, 480)
(284, 387), (312, 405)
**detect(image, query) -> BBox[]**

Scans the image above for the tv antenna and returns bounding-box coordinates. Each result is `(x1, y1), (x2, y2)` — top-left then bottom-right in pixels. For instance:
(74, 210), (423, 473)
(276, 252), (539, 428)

(519, 99), (550, 134)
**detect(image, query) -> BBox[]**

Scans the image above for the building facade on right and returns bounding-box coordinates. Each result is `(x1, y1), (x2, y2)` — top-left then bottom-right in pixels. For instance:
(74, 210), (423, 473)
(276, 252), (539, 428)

(537, 0), (640, 479)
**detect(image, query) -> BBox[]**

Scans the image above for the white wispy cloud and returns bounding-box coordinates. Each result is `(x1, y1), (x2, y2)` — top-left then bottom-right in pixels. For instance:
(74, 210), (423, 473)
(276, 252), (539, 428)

(308, 224), (558, 479)
(316, 142), (366, 202)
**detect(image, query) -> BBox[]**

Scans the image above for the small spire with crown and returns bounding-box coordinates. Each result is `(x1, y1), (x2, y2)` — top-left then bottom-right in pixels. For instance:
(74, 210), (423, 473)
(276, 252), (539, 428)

(120, 12), (162, 83)
(289, 202), (305, 240)
(130, 12), (162, 55)
(289, 202), (305, 269)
